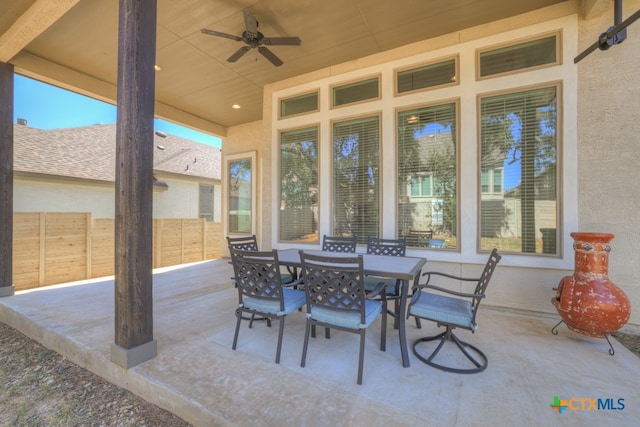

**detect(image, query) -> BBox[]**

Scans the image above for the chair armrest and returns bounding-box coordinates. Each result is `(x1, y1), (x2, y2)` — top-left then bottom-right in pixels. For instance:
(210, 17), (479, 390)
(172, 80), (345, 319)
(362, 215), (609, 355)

(422, 284), (485, 299)
(366, 281), (386, 299)
(421, 271), (479, 283)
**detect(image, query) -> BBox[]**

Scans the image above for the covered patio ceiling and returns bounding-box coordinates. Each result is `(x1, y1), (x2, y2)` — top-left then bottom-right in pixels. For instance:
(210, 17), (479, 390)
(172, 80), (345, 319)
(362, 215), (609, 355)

(0, 0), (573, 137)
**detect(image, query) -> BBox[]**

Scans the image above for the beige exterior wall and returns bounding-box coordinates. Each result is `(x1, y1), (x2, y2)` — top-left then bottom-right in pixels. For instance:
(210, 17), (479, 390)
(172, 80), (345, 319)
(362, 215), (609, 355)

(576, 0), (640, 327)
(152, 174), (221, 221)
(15, 175), (222, 222)
(15, 176), (115, 217)
(221, 1), (640, 327)
(221, 120), (270, 252)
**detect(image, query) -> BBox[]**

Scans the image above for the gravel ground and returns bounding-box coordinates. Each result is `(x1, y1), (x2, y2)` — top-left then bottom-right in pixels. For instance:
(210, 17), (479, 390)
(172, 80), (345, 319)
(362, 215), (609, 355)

(0, 322), (190, 427)
(1, 321), (639, 426)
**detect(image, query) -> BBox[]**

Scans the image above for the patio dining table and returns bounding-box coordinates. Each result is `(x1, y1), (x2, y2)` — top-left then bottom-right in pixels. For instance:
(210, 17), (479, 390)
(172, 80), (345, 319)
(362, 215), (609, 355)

(277, 248), (426, 367)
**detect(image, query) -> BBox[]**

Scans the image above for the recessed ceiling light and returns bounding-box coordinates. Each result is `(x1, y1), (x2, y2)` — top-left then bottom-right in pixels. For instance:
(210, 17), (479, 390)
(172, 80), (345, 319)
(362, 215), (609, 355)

(154, 64), (161, 71)
(232, 104), (241, 109)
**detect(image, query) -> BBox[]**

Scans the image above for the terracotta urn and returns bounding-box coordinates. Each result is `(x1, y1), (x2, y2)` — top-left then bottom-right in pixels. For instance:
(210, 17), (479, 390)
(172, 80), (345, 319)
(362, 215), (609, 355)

(551, 232), (631, 337)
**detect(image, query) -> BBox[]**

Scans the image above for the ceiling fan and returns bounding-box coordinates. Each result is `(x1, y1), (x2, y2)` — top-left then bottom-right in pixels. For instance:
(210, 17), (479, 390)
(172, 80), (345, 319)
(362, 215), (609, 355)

(201, 10), (301, 67)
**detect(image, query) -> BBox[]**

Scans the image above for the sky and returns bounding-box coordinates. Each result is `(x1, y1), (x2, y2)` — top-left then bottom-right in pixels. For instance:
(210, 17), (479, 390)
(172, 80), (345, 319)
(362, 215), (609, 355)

(13, 75), (222, 148)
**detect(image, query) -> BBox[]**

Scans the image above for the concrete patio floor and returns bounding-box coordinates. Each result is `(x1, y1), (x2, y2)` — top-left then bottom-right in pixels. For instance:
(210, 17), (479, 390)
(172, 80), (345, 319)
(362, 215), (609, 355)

(1, 258), (638, 426)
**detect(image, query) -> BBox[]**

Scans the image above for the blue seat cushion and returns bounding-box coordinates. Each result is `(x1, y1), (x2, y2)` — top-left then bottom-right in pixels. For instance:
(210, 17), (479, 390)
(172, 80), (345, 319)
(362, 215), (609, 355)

(309, 300), (381, 329)
(364, 276), (399, 296)
(243, 288), (306, 316)
(409, 291), (475, 330)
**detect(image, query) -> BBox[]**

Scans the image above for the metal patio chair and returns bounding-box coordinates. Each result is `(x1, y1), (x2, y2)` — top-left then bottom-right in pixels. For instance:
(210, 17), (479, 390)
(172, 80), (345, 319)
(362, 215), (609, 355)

(364, 237), (417, 329)
(317, 234), (358, 338)
(407, 248), (501, 373)
(230, 248), (306, 364)
(227, 234), (294, 284)
(321, 235), (357, 253)
(226, 234), (259, 251)
(298, 251), (387, 385)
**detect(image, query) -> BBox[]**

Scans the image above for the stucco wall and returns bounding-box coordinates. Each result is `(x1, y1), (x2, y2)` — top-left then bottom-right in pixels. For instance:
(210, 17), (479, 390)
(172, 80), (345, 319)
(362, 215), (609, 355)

(221, 1), (639, 327)
(222, 120), (270, 251)
(15, 177), (115, 217)
(577, 0), (640, 326)
(15, 175), (222, 222)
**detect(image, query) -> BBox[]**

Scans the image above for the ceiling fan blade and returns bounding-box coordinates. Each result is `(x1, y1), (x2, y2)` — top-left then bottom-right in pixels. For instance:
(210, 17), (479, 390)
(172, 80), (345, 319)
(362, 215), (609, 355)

(262, 36), (301, 46)
(243, 10), (258, 38)
(201, 28), (243, 42)
(227, 46), (251, 62)
(258, 46), (283, 67)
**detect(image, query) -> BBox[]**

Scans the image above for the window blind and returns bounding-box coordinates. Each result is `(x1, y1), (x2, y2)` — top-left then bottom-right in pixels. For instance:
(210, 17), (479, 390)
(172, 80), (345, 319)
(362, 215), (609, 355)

(332, 116), (380, 244)
(280, 126), (319, 242)
(479, 85), (558, 254)
(397, 102), (457, 248)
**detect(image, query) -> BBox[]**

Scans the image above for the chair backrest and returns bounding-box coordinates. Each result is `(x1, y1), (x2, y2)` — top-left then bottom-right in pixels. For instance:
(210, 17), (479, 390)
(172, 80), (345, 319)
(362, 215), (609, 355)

(471, 248), (502, 313)
(366, 237), (406, 257)
(227, 235), (259, 251)
(322, 235), (357, 253)
(299, 251), (366, 324)
(230, 248), (284, 311)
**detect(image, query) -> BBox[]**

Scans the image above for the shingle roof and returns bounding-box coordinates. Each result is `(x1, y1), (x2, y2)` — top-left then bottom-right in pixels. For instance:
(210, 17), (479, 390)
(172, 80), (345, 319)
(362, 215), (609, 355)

(14, 123), (221, 182)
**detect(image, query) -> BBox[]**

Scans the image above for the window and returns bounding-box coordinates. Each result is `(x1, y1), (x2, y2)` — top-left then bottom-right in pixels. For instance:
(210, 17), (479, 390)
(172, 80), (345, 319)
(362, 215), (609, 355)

(332, 77), (380, 108)
(481, 169), (503, 194)
(478, 33), (560, 79)
(479, 85), (559, 255)
(397, 102), (458, 248)
(226, 152), (256, 234)
(332, 115), (380, 244)
(199, 184), (214, 222)
(409, 175), (433, 197)
(279, 126), (319, 242)
(280, 91), (319, 118)
(396, 57), (457, 94)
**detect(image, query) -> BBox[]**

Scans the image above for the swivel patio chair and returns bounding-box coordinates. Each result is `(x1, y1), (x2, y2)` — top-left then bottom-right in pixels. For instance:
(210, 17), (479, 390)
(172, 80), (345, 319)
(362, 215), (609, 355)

(230, 248), (306, 364)
(322, 235), (357, 253)
(407, 248), (501, 373)
(364, 237), (416, 329)
(298, 251), (387, 385)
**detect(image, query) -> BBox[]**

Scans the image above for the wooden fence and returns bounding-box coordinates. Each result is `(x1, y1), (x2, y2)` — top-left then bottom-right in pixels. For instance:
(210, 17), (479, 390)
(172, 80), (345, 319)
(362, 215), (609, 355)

(13, 213), (223, 291)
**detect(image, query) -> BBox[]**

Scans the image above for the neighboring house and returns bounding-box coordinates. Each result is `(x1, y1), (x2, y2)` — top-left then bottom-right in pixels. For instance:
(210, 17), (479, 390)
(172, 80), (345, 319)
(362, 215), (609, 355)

(14, 122), (221, 221)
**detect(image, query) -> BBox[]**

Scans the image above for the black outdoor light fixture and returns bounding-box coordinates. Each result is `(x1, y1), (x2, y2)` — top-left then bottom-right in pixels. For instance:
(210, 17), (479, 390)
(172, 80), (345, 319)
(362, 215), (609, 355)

(574, 0), (640, 63)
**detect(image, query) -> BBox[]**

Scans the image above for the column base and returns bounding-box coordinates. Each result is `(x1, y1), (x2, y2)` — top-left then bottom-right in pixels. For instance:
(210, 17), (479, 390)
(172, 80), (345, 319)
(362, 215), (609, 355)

(111, 339), (157, 369)
(0, 285), (15, 297)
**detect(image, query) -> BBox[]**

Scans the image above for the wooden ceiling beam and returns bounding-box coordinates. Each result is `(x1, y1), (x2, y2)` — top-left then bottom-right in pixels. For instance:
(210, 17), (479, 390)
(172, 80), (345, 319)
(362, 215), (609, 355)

(0, 0), (80, 63)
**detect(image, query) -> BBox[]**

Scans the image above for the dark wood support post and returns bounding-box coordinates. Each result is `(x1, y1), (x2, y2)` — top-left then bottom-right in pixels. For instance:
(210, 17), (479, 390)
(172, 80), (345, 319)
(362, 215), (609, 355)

(110, 0), (158, 368)
(0, 62), (15, 298)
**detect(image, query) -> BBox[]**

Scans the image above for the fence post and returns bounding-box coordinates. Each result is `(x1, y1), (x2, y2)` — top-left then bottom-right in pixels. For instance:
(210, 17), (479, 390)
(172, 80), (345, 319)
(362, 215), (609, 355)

(202, 218), (207, 260)
(39, 212), (46, 286)
(154, 219), (162, 268)
(86, 212), (92, 279)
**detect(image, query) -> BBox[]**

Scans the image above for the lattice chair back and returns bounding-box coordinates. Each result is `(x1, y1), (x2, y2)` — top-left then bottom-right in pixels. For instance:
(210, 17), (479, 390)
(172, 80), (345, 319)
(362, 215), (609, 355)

(470, 248), (501, 319)
(322, 235), (357, 253)
(227, 235), (259, 252)
(230, 248), (306, 364)
(300, 252), (366, 324)
(230, 248), (284, 312)
(298, 250), (386, 384)
(366, 237), (407, 257)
